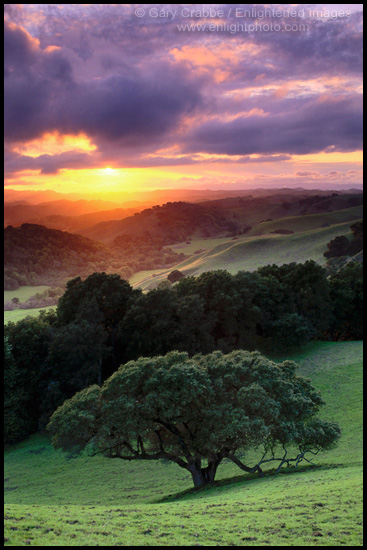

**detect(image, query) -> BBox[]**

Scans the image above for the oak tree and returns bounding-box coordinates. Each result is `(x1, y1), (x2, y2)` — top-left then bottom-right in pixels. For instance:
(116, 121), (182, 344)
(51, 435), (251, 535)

(48, 350), (340, 488)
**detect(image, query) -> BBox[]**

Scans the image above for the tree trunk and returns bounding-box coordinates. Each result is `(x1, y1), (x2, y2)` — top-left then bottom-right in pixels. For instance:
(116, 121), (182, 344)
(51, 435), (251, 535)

(190, 466), (206, 488)
(98, 355), (102, 386)
(188, 459), (220, 487)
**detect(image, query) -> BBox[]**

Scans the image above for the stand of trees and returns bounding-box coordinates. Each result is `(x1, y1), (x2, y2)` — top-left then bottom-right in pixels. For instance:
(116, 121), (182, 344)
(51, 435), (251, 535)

(47, 350), (340, 488)
(4, 260), (363, 444)
(324, 221), (363, 259)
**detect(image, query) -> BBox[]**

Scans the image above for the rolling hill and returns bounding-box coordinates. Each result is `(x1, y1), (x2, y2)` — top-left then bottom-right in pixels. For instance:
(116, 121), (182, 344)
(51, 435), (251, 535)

(80, 201), (240, 245)
(4, 192), (363, 293)
(79, 193), (363, 245)
(4, 201), (142, 231)
(131, 220), (361, 291)
(4, 224), (120, 289)
(246, 206), (363, 236)
(4, 224), (188, 291)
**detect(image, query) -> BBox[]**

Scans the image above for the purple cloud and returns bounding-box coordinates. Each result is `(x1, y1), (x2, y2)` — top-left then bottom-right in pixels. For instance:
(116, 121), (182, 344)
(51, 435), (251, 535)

(4, 18), (202, 147)
(182, 95), (363, 156)
(3, 4), (363, 177)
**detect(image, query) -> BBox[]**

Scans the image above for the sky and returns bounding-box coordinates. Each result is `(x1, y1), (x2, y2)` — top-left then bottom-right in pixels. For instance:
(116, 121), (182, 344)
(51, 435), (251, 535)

(4, 4), (363, 197)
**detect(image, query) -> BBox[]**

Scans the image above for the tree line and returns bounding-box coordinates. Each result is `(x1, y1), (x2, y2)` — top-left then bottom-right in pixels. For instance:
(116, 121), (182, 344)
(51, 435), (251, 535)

(4, 260), (363, 445)
(324, 221), (363, 259)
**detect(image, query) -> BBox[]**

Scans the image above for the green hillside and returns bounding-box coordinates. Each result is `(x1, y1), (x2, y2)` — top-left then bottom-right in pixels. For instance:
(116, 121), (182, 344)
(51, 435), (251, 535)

(200, 193), (363, 227)
(80, 201), (239, 245)
(4, 286), (51, 304)
(132, 220), (359, 291)
(246, 206), (363, 236)
(80, 193), (363, 246)
(4, 341), (362, 546)
(4, 306), (56, 325)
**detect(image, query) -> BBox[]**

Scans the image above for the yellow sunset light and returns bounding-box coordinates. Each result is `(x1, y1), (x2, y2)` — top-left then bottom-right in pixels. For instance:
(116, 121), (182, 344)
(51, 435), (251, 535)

(103, 167), (115, 175)
(11, 131), (97, 157)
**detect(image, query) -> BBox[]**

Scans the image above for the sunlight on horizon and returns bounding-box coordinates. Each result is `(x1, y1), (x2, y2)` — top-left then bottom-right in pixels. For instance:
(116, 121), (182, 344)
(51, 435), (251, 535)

(102, 167), (116, 175)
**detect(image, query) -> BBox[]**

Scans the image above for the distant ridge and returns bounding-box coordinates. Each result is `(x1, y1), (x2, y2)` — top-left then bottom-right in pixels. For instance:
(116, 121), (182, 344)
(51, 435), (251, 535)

(79, 192), (363, 245)
(4, 185), (362, 206)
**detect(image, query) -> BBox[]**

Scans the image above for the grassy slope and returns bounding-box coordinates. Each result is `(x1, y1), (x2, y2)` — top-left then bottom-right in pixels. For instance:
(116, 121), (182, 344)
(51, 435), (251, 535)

(246, 206), (363, 236)
(4, 306), (57, 325)
(4, 341), (363, 546)
(4, 286), (56, 325)
(201, 194), (363, 228)
(4, 286), (51, 303)
(132, 220), (358, 291)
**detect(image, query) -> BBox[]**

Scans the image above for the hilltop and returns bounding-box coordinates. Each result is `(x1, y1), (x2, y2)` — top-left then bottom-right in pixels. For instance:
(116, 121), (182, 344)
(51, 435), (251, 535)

(80, 192), (363, 245)
(5, 189), (362, 244)
(3, 202), (142, 233)
(81, 201), (239, 245)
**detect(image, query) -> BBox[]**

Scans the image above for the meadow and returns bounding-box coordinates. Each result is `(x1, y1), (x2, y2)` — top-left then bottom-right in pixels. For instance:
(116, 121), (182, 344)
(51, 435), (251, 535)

(4, 341), (363, 546)
(246, 205), (363, 237)
(4, 286), (51, 303)
(4, 286), (56, 324)
(132, 220), (359, 291)
(4, 306), (57, 325)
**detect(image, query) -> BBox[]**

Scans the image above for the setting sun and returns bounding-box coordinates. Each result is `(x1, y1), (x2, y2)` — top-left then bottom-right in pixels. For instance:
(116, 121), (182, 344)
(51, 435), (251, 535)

(103, 167), (115, 175)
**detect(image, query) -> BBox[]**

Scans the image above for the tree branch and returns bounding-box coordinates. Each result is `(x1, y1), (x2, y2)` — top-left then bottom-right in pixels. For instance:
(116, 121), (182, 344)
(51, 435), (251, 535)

(229, 443), (324, 477)
(153, 418), (194, 465)
(227, 451), (266, 475)
(109, 451), (188, 469)
(98, 440), (189, 469)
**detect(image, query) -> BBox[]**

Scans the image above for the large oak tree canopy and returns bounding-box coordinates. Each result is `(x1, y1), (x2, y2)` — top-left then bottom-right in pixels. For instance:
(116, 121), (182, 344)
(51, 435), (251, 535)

(48, 350), (340, 487)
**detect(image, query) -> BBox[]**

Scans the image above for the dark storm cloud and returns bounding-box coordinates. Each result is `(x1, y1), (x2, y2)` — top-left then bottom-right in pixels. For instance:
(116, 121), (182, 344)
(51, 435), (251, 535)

(182, 95), (363, 156)
(4, 20), (73, 141)
(58, 70), (201, 145)
(4, 18), (38, 72)
(4, 147), (98, 177)
(41, 50), (74, 82)
(4, 18), (202, 147)
(4, 74), (53, 142)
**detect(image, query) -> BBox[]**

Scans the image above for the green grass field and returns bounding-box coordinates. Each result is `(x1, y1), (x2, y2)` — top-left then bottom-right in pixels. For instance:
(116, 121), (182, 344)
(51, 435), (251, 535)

(4, 306), (57, 325)
(4, 286), (51, 304)
(132, 220), (359, 291)
(4, 341), (363, 546)
(169, 237), (234, 255)
(246, 206), (363, 237)
(4, 286), (56, 325)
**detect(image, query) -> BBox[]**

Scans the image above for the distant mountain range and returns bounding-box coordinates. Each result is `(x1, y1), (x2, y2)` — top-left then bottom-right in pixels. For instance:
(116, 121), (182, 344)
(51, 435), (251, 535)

(4, 202), (142, 234)
(4, 185), (363, 206)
